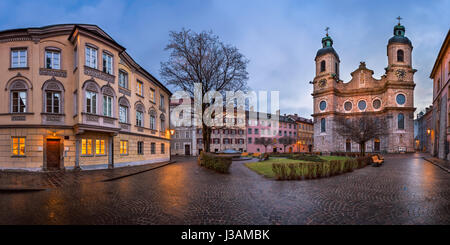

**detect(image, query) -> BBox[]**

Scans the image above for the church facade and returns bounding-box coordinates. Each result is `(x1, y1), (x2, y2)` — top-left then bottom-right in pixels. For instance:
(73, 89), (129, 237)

(312, 22), (416, 153)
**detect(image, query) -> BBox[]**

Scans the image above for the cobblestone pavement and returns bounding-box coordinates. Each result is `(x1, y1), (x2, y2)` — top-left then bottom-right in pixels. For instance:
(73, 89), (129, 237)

(423, 156), (450, 173)
(0, 153), (449, 225)
(0, 161), (172, 189)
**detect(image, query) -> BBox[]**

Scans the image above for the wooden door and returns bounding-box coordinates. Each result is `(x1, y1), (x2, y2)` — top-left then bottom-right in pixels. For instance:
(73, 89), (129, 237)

(184, 144), (190, 155)
(46, 139), (60, 170)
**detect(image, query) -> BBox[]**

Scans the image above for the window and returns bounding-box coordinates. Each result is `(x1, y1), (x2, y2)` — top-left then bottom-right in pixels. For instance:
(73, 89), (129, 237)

(136, 111), (143, 127)
(320, 60), (326, 72)
(397, 49), (404, 62)
(150, 88), (155, 102)
(11, 49), (27, 68)
(396, 94), (406, 105)
(46, 91), (61, 113)
(120, 140), (128, 155)
(248, 138), (252, 144)
(137, 141), (144, 155)
(344, 101), (352, 111)
(11, 91), (27, 113)
(137, 81), (143, 96)
(373, 99), (381, 110)
(185, 131), (190, 138)
(255, 129), (259, 135)
(335, 62), (339, 77)
(96, 139), (105, 155)
(358, 100), (367, 111)
(85, 46), (97, 69)
(160, 114), (166, 132)
(81, 139), (92, 155)
(321, 118), (326, 132)
(45, 50), (61, 69)
(119, 70), (128, 89)
(398, 113), (405, 130)
(151, 142), (156, 154)
(12, 137), (25, 156)
(161, 143), (165, 154)
(119, 105), (128, 123)
(150, 110), (156, 130)
(160, 94), (165, 109)
(319, 101), (327, 111)
(86, 91), (97, 114)
(102, 52), (113, 74)
(103, 95), (112, 117)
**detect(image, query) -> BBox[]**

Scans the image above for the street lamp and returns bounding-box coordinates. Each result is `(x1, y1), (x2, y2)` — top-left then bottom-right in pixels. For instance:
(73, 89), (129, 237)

(169, 129), (175, 136)
(427, 129), (431, 135)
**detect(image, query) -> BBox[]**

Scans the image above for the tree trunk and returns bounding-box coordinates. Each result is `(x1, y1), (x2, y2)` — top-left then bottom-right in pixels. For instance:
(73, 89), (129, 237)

(360, 142), (366, 156)
(202, 125), (212, 153)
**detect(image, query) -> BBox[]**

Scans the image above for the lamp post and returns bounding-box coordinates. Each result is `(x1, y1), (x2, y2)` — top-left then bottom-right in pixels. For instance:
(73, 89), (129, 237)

(169, 129), (175, 162)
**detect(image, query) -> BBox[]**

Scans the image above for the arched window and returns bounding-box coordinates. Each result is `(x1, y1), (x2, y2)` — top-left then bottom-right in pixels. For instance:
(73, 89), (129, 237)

(320, 118), (326, 132)
(8, 80), (29, 113)
(135, 102), (145, 127)
(82, 80), (100, 114)
(118, 97), (130, 124)
(101, 85), (116, 117)
(398, 113), (405, 130)
(397, 49), (404, 62)
(320, 60), (326, 72)
(149, 109), (157, 130)
(160, 114), (166, 132)
(42, 78), (64, 114)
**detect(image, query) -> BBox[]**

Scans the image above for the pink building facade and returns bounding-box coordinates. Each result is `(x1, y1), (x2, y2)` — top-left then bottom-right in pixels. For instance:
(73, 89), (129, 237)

(246, 113), (298, 153)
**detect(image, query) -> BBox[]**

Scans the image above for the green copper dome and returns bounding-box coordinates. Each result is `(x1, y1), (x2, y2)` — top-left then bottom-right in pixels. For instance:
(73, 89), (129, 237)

(389, 23), (412, 46)
(316, 33), (340, 61)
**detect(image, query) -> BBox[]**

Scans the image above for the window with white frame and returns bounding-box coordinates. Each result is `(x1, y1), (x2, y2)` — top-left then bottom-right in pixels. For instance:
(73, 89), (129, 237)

(11, 91), (27, 113)
(12, 137), (26, 156)
(119, 105), (128, 123)
(45, 49), (61, 69)
(46, 91), (61, 113)
(160, 94), (165, 109)
(136, 111), (143, 127)
(85, 46), (97, 69)
(103, 95), (113, 117)
(102, 52), (113, 74)
(160, 114), (165, 132)
(86, 91), (97, 114)
(119, 70), (128, 89)
(11, 49), (27, 68)
(150, 110), (156, 130)
(96, 139), (105, 155)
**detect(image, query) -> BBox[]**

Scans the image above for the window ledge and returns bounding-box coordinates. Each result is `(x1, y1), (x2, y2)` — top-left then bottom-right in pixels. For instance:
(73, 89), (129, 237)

(136, 94), (145, 98)
(9, 67), (29, 71)
(11, 155), (26, 158)
(0, 112), (34, 116)
(41, 113), (65, 116)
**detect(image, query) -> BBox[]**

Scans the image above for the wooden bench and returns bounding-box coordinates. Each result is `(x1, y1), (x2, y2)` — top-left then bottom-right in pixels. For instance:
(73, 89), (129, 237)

(371, 155), (383, 167)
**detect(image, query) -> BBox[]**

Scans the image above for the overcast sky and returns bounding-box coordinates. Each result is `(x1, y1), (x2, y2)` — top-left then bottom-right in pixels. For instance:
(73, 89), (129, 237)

(0, 0), (448, 118)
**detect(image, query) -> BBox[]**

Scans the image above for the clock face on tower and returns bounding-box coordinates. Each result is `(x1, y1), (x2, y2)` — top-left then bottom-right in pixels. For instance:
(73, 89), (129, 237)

(396, 69), (406, 80)
(319, 79), (327, 88)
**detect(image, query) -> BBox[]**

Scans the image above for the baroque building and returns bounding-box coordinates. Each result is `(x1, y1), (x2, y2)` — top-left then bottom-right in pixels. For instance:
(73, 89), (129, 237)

(0, 24), (172, 170)
(312, 21), (416, 153)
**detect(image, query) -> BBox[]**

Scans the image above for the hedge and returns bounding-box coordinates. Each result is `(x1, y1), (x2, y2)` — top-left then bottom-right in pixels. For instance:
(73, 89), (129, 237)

(198, 152), (233, 173)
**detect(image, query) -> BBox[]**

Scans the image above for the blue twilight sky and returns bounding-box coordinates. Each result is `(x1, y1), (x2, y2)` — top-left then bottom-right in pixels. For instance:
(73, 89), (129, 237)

(0, 0), (449, 118)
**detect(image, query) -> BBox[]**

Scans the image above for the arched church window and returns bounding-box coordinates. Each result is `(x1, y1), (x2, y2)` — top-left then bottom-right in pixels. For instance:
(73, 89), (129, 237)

(320, 118), (326, 133)
(397, 49), (404, 62)
(320, 60), (326, 72)
(398, 113), (405, 130)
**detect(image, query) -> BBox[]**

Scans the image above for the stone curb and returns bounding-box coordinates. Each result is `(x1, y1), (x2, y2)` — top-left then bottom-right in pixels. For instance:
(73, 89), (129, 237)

(101, 160), (177, 182)
(423, 157), (450, 173)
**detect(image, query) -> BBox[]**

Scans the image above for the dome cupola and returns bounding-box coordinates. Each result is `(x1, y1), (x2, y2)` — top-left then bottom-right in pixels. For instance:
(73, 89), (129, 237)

(315, 27), (340, 61)
(388, 16), (412, 46)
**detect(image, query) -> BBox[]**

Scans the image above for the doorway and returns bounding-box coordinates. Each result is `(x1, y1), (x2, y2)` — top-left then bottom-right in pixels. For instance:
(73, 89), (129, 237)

(346, 139), (351, 152)
(184, 144), (191, 156)
(46, 139), (61, 170)
(374, 138), (380, 152)
(273, 147), (277, 153)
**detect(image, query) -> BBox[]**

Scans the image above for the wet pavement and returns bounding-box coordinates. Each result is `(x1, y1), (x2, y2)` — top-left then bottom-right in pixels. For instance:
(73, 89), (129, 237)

(0, 154), (449, 225)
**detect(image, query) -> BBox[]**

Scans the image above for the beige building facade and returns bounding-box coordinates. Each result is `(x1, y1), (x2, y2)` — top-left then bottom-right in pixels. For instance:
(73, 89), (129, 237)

(312, 22), (416, 153)
(0, 24), (171, 170)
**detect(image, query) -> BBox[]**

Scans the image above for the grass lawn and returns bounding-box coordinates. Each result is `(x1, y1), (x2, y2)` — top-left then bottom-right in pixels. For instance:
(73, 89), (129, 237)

(245, 156), (351, 179)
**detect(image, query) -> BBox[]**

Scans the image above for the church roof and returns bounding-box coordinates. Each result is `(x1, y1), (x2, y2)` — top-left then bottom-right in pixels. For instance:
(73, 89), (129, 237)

(315, 47), (340, 61)
(388, 35), (412, 46)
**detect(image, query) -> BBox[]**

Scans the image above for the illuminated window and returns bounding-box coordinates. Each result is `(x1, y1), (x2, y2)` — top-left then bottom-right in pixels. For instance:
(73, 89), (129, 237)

(96, 139), (105, 155)
(12, 137), (25, 156)
(137, 81), (143, 96)
(120, 140), (128, 155)
(81, 139), (92, 155)
(150, 88), (155, 102)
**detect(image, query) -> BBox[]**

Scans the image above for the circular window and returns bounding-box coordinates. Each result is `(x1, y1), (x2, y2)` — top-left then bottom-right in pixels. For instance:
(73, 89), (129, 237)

(396, 94), (406, 105)
(373, 99), (381, 109)
(358, 100), (367, 110)
(319, 101), (327, 111)
(344, 101), (352, 111)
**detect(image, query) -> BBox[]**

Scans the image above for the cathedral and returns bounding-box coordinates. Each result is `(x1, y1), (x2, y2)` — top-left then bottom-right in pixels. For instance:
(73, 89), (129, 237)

(312, 20), (416, 153)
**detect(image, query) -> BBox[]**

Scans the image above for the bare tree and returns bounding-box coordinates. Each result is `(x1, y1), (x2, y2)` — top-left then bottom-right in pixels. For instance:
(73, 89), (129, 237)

(334, 113), (389, 156)
(161, 29), (249, 152)
(255, 137), (273, 153)
(279, 136), (296, 153)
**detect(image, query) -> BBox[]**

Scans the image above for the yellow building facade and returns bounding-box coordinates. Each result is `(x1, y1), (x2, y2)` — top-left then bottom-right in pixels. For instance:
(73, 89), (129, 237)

(0, 24), (171, 170)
